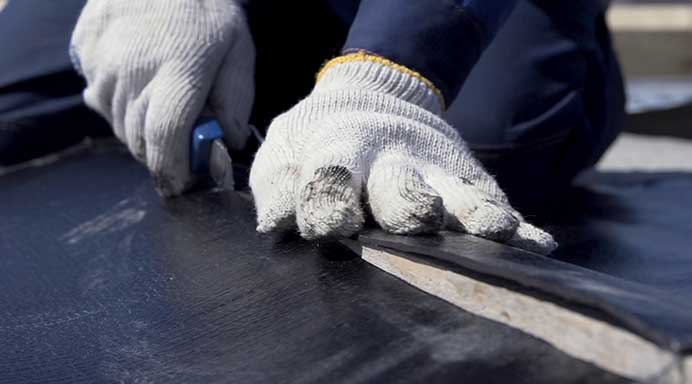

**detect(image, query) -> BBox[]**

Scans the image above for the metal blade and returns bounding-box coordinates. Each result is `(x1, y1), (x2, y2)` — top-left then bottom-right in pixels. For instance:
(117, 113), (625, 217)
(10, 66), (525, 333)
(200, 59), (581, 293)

(209, 139), (235, 190)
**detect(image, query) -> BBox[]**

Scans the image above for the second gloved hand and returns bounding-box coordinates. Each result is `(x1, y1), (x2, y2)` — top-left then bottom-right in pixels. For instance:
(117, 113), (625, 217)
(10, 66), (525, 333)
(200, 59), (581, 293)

(70, 0), (255, 196)
(250, 52), (557, 254)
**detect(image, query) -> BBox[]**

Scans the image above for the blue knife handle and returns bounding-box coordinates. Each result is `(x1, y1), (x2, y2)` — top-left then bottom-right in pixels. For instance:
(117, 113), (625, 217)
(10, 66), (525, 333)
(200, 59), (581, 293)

(191, 118), (224, 175)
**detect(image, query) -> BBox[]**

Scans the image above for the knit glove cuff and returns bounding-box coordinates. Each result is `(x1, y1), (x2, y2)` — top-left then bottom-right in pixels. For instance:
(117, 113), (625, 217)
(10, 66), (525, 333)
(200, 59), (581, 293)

(315, 51), (445, 115)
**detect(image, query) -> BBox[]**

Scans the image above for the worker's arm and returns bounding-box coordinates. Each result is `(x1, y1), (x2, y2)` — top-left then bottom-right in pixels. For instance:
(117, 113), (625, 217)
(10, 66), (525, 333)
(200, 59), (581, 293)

(343, 0), (519, 104)
(70, 0), (255, 196)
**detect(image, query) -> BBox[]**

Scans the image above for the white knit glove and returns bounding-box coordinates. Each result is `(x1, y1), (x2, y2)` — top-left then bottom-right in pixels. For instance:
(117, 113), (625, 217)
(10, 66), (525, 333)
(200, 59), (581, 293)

(250, 52), (557, 254)
(70, 0), (255, 196)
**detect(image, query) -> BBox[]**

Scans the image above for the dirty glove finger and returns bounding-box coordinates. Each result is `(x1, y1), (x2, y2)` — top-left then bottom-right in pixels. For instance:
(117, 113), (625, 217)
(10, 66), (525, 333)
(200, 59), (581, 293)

(295, 143), (365, 240)
(250, 126), (301, 233)
(426, 172), (520, 242)
(507, 221), (558, 255)
(208, 16), (256, 151)
(367, 154), (444, 235)
(122, 87), (152, 162)
(144, 67), (209, 197)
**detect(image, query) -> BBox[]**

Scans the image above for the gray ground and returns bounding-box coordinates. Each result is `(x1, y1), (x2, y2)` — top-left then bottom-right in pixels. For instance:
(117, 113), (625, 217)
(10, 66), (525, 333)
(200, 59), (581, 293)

(598, 132), (692, 171)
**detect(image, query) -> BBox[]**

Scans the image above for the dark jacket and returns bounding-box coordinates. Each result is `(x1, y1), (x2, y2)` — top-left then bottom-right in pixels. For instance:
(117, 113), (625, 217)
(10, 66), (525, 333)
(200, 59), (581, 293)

(331, 0), (607, 104)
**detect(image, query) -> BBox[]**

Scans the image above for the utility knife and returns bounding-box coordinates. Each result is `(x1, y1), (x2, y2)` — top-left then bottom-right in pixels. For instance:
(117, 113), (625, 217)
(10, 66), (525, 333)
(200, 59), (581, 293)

(190, 118), (235, 190)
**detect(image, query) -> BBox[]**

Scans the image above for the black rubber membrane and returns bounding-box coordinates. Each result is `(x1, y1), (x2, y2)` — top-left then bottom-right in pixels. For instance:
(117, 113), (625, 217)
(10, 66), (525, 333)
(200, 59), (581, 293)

(361, 168), (692, 354)
(0, 143), (626, 383)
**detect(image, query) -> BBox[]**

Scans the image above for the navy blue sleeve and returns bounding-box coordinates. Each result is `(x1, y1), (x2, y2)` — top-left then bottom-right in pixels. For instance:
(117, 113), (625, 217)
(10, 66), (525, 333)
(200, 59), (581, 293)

(342, 0), (519, 104)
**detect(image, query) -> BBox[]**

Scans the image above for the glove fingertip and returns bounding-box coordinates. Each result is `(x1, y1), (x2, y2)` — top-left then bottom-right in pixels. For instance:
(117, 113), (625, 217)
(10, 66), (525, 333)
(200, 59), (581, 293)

(256, 212), (296, 234)
(151, 168), (195, 198)
(509, 222), (559, 255)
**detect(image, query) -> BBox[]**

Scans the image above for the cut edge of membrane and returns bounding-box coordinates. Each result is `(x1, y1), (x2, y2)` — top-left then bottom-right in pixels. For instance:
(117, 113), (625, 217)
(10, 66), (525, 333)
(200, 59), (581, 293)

(362, 245), (690, 384)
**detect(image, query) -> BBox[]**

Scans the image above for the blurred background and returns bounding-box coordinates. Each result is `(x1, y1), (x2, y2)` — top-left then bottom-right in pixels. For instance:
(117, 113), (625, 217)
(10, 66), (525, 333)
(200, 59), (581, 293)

(592, 0), (692, 170)
(0, 0), (689, 170)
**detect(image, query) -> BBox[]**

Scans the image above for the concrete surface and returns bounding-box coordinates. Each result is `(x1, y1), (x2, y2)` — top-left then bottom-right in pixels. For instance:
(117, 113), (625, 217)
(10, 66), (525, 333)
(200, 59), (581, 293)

(597, 133), (692, 171)
(626, 77), (692, 113)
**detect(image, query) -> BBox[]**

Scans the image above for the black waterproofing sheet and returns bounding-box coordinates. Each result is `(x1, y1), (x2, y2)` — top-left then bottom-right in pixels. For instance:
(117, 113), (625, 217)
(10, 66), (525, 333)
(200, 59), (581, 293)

(360, 168), (692, 354)
(0, 143), (626, 383)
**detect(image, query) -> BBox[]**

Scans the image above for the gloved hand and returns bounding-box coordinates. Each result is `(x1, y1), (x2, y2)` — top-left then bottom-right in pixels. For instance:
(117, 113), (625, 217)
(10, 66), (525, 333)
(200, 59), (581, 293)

(70, 0), (255, 196)
(250, 52), (557, 254)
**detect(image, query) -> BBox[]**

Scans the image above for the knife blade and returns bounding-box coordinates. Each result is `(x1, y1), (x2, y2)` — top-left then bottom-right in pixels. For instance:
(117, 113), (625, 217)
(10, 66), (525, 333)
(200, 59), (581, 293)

(208, 138), (234, 189)
(190, 118), (234, 190)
